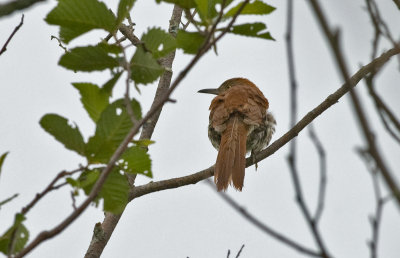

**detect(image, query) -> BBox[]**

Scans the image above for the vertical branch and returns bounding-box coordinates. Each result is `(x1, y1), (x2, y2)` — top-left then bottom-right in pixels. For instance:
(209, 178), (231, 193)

(285, 1), (330, 256)
(306, 0), (400, 210)
(84, 6), (183, 258)
(308, 124), (327, 223)
(357, 150), (390, 258)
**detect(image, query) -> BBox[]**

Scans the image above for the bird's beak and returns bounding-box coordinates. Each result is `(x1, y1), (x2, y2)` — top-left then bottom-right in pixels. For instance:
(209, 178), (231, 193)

(198, 88), (219, 95)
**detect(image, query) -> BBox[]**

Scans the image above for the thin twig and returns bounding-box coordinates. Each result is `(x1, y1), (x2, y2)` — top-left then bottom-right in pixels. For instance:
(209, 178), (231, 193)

(357, 148), (390, 258)
(205, 180), (322, 257)
(308, 124), (327, 223)
(20, 167), (83, 215)
(0, 193), (19, 209)
(365, 76), (400, 144)
(307, 0), (400, 210)
(235, 244), (245, 258)
(7, 167), (83, 255)
(113, 33), (137, 125)
(50, 35), (68, 53)
(0, 14), (24, 56)
(286, 1), (330, 256)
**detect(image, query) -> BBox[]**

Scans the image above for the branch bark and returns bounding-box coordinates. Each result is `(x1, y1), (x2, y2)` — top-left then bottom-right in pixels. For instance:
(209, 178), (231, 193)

(84, 6), (183, 258)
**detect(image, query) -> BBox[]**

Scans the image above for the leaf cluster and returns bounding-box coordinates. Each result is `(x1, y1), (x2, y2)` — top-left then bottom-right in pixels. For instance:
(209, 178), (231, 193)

(1, 0), (276, 255)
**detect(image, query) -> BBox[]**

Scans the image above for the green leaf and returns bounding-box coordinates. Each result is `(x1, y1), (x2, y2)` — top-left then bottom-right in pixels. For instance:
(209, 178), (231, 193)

(120, 146), (152, 177)
(102, 72), (122, 95)
(141, 28), (177, 59)
(86, 99), (141, 163)
(45, 0), (117, 43)
(72, 83), (110, 122)
(59, 26), (91, 43)
(176, 30), (206, 54)
(0, 214), (29, 255)
(76, 169), (100, 194)
(195, 0), (218, 23)
(100, 169), (129, 213)
(40, 114), (85, 155)
(130, 47), (164, 84)
(59, 45), (120, 72)
(132, 139), (155, 147)
(229, 22), (274, 40)
(224, 0), (275, 18)
(0, 152), (9, 177)
(155, 0), (196, 9)
(66, 168), (128, 214)
(117, 0), (136, 24)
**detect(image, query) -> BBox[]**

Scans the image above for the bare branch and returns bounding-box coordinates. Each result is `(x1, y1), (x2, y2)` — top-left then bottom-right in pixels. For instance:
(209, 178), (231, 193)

(308, 124), (327, 223)
(205, 180), (322, 257)
(0, 14), (24, 56)
(0, 193), (19, 209)
(357, 148), (391, 258)
(306, 0), (400, 210)
(235, 244), (245, 258)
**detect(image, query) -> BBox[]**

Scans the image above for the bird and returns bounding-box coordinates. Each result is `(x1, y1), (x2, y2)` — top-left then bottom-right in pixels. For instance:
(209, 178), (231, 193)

(198, 78), (276, 191)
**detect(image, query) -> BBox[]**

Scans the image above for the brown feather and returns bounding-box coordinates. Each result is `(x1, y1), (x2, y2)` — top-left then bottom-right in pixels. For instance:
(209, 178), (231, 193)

(215, 115), (247, 191)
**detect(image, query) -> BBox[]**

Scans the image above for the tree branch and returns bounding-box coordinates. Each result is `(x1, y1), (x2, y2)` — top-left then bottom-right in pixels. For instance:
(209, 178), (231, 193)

(0, 14), (24, 56)
(306, 0), (400, 210)
(206, 180), (322, 257)
(84, 5), (183, 258)
(127, 46), (400, 202)
(0, 0), (44, 17)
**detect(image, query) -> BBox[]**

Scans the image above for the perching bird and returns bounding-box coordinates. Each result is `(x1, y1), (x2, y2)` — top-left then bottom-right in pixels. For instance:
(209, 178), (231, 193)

(198, 78), (276, 191)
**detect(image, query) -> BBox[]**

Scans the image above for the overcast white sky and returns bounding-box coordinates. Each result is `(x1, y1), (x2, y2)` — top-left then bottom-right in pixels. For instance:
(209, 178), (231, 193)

(1, 0), (400, 257)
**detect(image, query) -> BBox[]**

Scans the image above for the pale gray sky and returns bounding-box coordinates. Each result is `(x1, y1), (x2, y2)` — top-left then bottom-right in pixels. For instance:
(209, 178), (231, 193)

(1, 0), (400, 257)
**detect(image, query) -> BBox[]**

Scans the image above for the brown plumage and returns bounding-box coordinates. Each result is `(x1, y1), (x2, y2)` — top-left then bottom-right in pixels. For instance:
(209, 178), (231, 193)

(199, 78), (276, 191)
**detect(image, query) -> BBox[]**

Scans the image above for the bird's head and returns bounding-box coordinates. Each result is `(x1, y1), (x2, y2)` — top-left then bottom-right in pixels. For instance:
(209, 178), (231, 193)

(198, 78), (256, 95)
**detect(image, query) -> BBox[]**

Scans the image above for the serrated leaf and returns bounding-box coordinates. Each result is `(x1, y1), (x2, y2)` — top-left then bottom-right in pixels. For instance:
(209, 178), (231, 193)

(224, 0), (275, 18)
(0, 152), (9, 177)
(176, 30), (206, 54)
(229, 22), (274, 40)
(120, 146), (152, 177)
(130, 47), (164, 84)
(155, 0), (196, 8)
(117, 0), (136, 24)
(141, 28), (177, 59)
(102, 72), (122, 95)
(72, 83), (110, 122)
(40, 114), (85, 155)
(86, 99), (141, 163)
(45, 0), (117, 43)
(59, 45), (120, 72)
(100, 169), (129, 213)
(0, 214), (29, 255)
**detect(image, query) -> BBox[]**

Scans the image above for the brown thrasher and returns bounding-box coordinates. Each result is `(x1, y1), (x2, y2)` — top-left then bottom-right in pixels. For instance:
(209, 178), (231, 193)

(199, 78), (276, 191)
